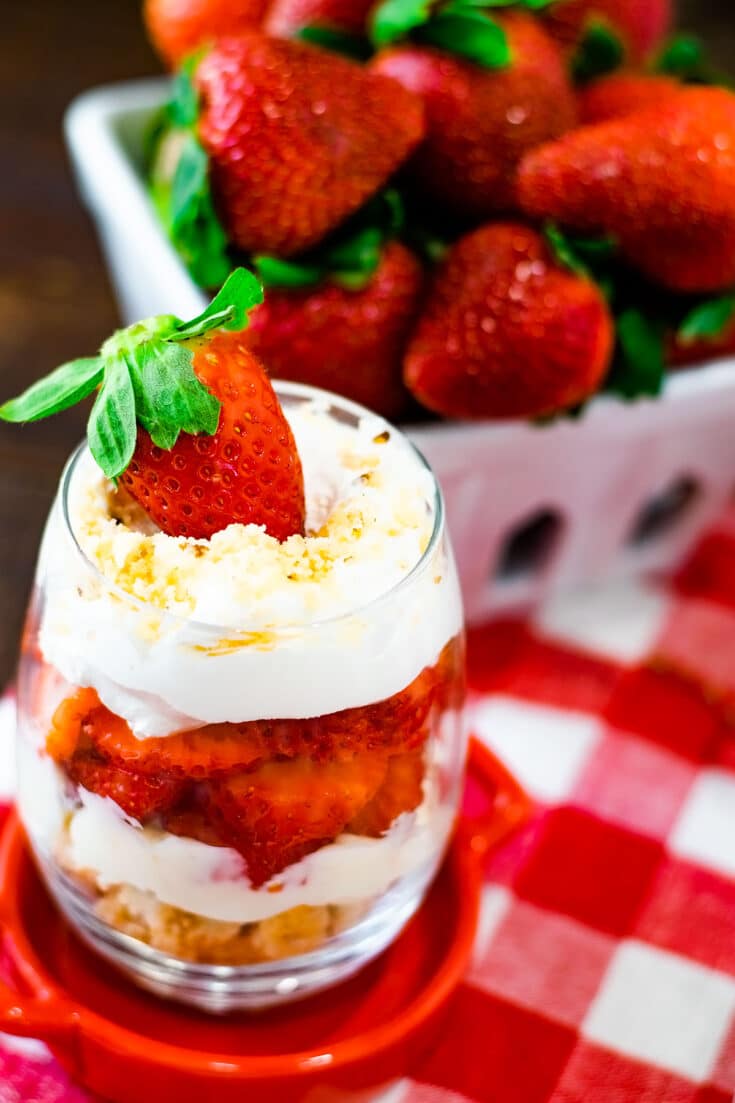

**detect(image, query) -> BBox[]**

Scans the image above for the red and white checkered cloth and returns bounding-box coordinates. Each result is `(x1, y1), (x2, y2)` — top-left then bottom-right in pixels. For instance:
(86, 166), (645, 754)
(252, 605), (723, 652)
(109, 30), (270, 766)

(2, 517), (735, 1103)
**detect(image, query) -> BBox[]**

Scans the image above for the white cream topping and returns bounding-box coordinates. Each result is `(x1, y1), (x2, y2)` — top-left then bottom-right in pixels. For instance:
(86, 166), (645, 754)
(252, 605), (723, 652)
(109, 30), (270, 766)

(18, 745), (454, 925)
(38, 397), (462, 735)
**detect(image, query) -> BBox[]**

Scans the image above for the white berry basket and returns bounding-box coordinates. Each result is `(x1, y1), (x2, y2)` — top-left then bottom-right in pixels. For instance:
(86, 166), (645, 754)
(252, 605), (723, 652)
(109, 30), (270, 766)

(65, 78), (735, 624)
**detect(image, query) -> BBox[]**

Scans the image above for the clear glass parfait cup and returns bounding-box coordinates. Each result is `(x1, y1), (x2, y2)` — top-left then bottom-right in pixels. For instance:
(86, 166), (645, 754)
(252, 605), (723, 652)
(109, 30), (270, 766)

(15, 383), (467, 1012)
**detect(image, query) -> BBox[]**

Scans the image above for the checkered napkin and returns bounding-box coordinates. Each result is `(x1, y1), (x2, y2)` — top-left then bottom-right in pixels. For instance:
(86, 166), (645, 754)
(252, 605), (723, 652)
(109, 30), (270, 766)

(2, 518), (735, 1103)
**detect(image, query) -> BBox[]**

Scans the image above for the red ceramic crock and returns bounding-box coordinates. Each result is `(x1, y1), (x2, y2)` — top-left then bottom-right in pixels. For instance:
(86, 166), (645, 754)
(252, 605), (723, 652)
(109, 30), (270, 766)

(0, 738), (530, 1103)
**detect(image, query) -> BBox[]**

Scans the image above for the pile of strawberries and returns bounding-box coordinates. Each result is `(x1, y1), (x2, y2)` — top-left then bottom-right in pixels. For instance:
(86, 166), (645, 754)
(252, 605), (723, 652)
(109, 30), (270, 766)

(47, 639), (462, 886)
(144, 0), (735, 421)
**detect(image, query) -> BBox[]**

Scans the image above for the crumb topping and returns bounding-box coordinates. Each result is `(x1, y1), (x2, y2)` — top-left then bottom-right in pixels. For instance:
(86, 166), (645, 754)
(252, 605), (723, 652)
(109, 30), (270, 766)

(68, 404), (435, 628)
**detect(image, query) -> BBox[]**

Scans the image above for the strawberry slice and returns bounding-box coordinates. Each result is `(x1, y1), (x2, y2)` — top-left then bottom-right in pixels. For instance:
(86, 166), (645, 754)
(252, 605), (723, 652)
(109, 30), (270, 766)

(205, 753), (388, 885)
(0, 269), (305, 542)
(66, 755), (186, 822)
(348, 749), (426, 837)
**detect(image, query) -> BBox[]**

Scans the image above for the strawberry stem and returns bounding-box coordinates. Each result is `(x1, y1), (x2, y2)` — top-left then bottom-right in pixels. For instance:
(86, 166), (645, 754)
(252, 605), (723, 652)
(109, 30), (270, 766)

(0, 269), (264, 482)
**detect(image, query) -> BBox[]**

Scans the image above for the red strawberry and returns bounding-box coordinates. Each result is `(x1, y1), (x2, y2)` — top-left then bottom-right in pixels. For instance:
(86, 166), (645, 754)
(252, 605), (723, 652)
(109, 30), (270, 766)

(206, 753), (388, 884)
(370, 12), (576, 219)
(348, 749), (425, 836)
(121, 331), (304, 540)
(266, 0), (373, 39)
(579, 73), (685, 124)
(543, 0), (671, 64)
(403, 223), (614, 420)
(65, 755), (186, 821)
(143, 0), (268, 68)
(518, 87), (735, 294)
(194, 34), (424, 257)
(1, 270), (306, 541)
(247, 243), (423, 419)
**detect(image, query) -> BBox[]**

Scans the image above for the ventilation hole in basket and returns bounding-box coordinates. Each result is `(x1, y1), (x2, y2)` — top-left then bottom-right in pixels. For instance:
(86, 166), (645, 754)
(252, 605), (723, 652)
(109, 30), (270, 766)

(628, 477), (701, 546)
(494, 510), (563, 581)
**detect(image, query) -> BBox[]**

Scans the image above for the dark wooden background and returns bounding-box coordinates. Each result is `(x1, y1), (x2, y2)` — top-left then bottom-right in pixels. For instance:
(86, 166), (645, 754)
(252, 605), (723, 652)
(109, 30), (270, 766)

(0, 0), (732, 684)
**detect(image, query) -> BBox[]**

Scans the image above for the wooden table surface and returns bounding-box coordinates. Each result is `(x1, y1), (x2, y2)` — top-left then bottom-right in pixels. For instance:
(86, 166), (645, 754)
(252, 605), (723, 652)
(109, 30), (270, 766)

(0, 0), (732, 686)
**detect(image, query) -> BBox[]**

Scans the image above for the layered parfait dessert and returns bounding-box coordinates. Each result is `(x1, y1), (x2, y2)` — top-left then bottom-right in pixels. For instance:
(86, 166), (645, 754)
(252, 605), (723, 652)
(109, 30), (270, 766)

(5, 271), (466, 1006)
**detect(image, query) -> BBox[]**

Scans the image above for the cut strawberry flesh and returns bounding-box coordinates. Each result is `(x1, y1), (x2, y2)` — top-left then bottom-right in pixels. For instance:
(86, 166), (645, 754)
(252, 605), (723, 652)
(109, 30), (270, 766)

(65, 755), (186, 821)
(347, 748), (426, 837)
(205, 753), (389, 885)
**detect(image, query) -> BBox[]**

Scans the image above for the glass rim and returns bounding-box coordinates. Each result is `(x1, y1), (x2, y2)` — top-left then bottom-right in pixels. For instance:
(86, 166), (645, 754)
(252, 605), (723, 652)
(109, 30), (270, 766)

(58, 380), (447, 636)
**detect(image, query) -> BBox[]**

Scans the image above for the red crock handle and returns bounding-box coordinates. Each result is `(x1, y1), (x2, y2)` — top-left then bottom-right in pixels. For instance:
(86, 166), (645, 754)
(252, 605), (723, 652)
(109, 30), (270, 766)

(0, 975), (79, 1049)
(463, 736), (532, 859)
(0, 816), (80, 1052)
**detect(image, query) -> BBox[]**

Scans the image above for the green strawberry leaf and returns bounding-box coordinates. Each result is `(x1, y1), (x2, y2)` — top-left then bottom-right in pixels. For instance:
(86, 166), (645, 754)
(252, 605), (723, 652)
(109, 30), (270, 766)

(370, 0), (434, 47)
(87, 357), (138, 481)
(176, 268), (265, 338)
(167, 54), (202, 128)
(544, 224), (592, 279)
(416, 10), (510, 68)
(0, 268), (265, 479)
(572, 21), (625, 83)
(128, 341), (221, 448)
(0, 357), (104, 424)
(608, 309), (666, 399)
(544, 223), (618, 281)
(254, 255), (326, 289)
(169, 132), (232, 290)
(677, 294), (735, 343)
(357, 188), (405, 237)
(327, 228), (384, 279)
(655, 34), (704, 78)
(156, 53), (236, 290)
(255, 187), (406, 292)
(652, 34), (733, 87)
(295, 24), (372, 59)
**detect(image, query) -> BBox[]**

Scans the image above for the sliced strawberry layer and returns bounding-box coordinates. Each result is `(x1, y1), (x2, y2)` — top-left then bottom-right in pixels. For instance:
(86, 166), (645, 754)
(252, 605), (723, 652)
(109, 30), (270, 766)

(46, 637), (463, 779)
(348, 749), (426, 837)
(44, 635), (463, 882)
(205, 753), (389, 886)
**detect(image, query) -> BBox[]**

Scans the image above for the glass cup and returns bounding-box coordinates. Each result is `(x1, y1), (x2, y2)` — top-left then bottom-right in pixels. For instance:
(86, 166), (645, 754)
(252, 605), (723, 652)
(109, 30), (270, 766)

(15, 383), (467, 1012)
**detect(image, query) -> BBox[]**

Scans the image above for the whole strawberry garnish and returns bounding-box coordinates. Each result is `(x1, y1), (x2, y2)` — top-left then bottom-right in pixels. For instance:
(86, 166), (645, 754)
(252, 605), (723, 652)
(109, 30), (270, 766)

(542, 0), (671, 68)
(248, 241), (423, 418)
(403, 223), (614, 420)
(172, 33), (423, 263)
(518, 87), (735, 295)
(370, 11), (576, 220)
(579, 72), (685, 124)
(143, 0), (269, 68)
(0, 270), (306, 541)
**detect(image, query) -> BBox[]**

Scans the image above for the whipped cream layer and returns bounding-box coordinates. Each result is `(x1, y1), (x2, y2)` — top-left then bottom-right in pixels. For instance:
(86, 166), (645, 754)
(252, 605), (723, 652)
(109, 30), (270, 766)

(38, 394), (462, 735)
(19, 743), (454, 925)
